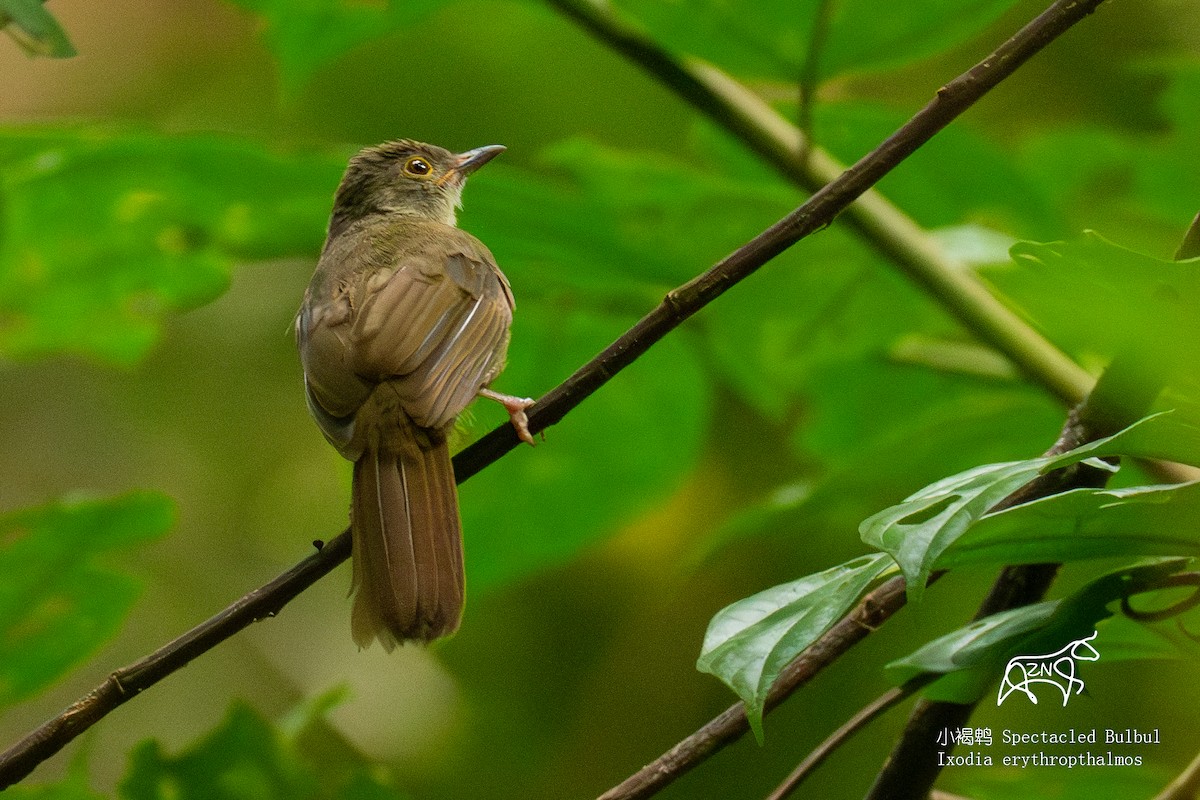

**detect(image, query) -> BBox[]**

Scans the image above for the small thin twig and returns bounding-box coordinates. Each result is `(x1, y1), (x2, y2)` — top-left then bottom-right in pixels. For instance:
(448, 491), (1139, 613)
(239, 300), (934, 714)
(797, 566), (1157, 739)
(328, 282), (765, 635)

(765, 679), (928, 800)
(597, 576), (909, 800)
(796, 0), (835, 168)
(1152, 749), (1200, 800)
(1122, 572), (1200, 623)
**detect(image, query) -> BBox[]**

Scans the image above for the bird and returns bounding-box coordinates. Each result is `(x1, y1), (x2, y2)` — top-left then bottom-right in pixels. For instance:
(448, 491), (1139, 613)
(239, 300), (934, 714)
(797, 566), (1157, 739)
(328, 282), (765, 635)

(296, 139), (533, 649)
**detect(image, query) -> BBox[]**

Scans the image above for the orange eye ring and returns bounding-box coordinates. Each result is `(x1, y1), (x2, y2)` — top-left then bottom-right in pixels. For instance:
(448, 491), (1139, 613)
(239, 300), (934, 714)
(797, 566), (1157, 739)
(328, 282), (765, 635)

(402, 156), (432, 177)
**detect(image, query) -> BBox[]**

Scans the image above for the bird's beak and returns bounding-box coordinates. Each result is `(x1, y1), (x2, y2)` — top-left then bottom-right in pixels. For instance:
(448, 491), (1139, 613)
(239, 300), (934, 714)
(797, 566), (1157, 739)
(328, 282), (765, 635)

(440, 145), (506, 184)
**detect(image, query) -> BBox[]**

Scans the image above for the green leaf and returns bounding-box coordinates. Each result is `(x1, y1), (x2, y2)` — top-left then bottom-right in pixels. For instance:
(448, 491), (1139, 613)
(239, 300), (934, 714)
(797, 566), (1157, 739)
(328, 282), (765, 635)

(858, 413), (1192, 595)
(887, 559), (1190, 702)
(985, 233), (1200, 385)
(696, 552), (895, 740)
(0, 492), (174, 709)
(610, 0), (1020, 84)
(0, 128), (340, 363)
(859, 459), (1048, 598)
(225, 0), (445, 92)
(1020, 69), (1200, 238)
(1, 0), (75, 58)
(120, 699), (409, 800)
(943, 481), (1200, 568)
(1043, 409), (1200, 469)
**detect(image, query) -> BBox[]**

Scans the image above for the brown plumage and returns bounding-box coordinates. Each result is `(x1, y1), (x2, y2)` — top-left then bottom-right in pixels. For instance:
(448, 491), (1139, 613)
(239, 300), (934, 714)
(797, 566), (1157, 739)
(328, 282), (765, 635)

(296, 140), (529, 649)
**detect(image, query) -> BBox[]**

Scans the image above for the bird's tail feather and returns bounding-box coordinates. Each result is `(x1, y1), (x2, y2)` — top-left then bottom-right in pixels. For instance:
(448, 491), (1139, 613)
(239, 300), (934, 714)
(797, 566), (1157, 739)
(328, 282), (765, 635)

(350, 437), (463, 649)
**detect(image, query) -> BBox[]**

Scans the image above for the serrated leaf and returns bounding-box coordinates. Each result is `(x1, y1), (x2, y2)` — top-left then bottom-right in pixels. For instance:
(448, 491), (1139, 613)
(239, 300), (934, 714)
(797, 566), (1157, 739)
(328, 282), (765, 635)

(887, 559), (1190, 702)
(986, 233), (1200, 386)
(696, 552), (895, 740)
(859, 460), (1046, 599)
(0, 492), (174, 709)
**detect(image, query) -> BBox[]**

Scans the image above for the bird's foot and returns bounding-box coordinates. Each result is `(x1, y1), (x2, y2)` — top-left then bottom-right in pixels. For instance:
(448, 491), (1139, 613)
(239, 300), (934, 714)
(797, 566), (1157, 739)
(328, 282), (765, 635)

(479, 388), (538, 446)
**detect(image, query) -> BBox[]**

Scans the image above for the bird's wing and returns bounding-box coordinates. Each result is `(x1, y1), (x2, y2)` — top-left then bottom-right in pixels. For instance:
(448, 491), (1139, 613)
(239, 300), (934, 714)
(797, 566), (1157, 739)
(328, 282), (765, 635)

(351, 233), (514, 430)
(299, 220), (513, 443)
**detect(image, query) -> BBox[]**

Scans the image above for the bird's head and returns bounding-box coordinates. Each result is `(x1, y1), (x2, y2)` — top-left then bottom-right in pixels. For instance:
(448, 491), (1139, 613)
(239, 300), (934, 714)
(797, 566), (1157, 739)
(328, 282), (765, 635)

(329, 139), (505, 233)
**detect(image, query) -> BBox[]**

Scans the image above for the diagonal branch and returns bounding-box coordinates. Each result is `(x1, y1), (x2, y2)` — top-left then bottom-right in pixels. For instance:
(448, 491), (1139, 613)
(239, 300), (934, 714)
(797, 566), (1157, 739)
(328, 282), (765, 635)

(764, 681), (928, 800)
(597, 575), (910, 800)
(0, 0), (1111, 787)
(1152, 748), (1200, 800)
(544, 0), (1095, 407)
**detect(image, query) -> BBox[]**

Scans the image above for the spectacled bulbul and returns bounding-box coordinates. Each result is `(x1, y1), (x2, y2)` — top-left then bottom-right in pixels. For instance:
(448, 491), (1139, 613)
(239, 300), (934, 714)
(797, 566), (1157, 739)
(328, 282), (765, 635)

(296, 140), (533, 649)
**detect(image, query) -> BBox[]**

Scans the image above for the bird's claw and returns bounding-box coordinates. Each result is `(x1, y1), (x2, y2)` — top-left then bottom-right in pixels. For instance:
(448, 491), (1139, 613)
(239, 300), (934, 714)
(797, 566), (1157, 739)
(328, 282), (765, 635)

(479, 389), (538, 446)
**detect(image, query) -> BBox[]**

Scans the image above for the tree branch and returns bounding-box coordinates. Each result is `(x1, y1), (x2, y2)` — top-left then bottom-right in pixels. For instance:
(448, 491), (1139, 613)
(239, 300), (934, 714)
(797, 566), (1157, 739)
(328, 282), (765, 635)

(765, 681), (925, 800)
(0, 0), (1113, 787)
(1152, 749), (1200, 800)
(544, 0), (1096, 408)
(596, 575), (910, 800)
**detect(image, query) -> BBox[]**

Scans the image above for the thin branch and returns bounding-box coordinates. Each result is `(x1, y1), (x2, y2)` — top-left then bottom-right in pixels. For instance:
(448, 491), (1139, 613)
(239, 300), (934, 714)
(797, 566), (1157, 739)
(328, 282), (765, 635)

(1152, 749), (1200, 800)
(0, 0), (1115, 786)
(796, 0), (835, 168)
(0, 531), (352, 788)
(765, 681), (925, 800)
(596, 575), (909, 800)
(544, 0), (1096, 408)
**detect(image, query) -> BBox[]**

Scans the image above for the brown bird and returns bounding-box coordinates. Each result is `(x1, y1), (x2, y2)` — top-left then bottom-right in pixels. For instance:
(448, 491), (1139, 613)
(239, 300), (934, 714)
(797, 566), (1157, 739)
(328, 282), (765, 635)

(296, 140), (533, 649)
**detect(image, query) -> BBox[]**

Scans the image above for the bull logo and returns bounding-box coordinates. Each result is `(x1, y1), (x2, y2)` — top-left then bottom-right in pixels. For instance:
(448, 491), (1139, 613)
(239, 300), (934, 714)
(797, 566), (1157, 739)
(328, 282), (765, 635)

(996, 631), (1099, 707)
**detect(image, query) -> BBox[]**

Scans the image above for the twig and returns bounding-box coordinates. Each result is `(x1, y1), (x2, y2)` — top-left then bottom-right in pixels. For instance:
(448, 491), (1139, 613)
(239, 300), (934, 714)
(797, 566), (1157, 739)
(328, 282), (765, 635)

(1152, 749), (1200, 800)
(764, 681), (925, 800)
(544, 0), (1095, 407)
(796, 0), (835, 168)
(597, 576), (909, 800)
(0, 531), (352, 787)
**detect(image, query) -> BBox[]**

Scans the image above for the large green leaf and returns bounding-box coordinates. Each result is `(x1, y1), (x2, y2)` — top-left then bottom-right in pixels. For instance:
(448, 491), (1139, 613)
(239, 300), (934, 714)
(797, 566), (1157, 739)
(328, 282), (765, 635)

(0, 129), (340, 363)
(610, 0), (1019, 84)
(696, 552), (895, 740)
(0, 492), (173, 709)
(1021, 69), (1200, 238)
(887, 559), (1190, 702)
(224, 0), (446, 92)
(985, 233), (1200, 385)
(812, 103), (1063, 237)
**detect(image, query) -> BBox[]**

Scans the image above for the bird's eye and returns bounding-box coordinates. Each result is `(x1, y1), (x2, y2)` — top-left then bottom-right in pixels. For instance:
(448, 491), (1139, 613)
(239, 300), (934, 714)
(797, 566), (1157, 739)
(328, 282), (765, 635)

(403, 157), (432, 177)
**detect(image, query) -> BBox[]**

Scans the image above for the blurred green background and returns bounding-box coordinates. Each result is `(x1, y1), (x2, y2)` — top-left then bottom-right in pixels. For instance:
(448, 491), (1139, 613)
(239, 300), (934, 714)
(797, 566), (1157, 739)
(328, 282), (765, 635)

(1, 1), (1199, 798)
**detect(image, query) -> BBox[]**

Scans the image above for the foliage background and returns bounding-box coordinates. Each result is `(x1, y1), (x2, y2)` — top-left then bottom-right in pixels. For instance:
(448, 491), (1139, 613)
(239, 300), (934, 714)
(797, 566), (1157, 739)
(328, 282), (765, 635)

(1, 1), (1198, 798)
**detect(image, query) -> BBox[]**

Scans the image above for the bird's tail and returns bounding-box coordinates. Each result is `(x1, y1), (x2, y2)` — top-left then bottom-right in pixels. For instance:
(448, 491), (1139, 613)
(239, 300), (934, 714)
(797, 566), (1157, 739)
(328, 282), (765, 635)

(350, 435), (463, 649)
